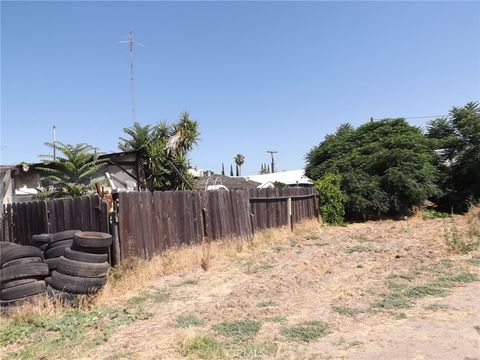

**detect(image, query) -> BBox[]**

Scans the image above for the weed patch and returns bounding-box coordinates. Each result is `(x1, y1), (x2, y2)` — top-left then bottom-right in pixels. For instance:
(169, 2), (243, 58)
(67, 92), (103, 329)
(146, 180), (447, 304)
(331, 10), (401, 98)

(425, 303), (451, 311)
(212, 319), (261, 340)
(175, 314), (204, 328)
(372, 293), (412, 309)
(180, 335), (225, 359)
(245, 263), (274, 275)
(265, 315), (287, 323)
(352, 236), (369, 243)
(332, 306), (363, 317)
(345, 245), (370, 254)
(257, 300), (277, 308)
(174, 279), (199, 287)
(465, 258), (480, 266)
(280, 320), (328, 342)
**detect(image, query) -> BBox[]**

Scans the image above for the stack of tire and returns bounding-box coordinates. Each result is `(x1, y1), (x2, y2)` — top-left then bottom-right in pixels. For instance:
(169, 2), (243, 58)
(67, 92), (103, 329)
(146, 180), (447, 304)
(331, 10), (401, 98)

(48, 232), (112, 298)
(37, 230), (80, 278)
(0, 242), (49, 306)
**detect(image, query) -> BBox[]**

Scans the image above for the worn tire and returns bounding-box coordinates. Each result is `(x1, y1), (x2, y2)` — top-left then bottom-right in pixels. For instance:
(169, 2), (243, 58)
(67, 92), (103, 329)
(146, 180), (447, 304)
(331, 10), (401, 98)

(51, 230), (80, 243)
(1, 246), (43, 266)
(1, 280), (46, 301)
(44, 258), (59, 271)
(32, 234), (52, 244)
(50, 271), (106, 294)
(2, 256), (43, 268)
(73, 232), (112, 248)
(64, 247), (108, 263)
(38, 243), (49, 251)
(0, 263), (49, 284)
(1, 278), (37, 290)
(56, 256), (109, 278)
(47, 239), (74, 250)
(44, 244), (70, 259)
(0, 242), (19, 251)
(71, 243), (109, 254)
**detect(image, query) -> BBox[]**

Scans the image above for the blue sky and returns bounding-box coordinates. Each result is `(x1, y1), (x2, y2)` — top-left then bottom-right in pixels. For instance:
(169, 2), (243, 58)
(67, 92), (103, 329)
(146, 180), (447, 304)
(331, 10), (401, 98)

(2, 1), (479, 175)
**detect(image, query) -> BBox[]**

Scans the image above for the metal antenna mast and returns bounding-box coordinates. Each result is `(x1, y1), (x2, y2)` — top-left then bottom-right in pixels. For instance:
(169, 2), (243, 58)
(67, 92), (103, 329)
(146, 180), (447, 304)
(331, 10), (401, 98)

(120, 32), (145, 123)
(267, 150), (278, 173)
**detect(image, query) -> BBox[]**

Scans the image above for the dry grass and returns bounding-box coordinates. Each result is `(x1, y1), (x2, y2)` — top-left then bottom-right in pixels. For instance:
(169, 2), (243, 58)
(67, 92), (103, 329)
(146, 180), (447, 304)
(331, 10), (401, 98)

(94, 220), (320, 308)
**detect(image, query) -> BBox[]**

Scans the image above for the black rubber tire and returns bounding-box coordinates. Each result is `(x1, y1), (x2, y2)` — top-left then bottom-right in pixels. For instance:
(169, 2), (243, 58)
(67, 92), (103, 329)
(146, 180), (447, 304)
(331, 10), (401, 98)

(2, 256), (43, 268)
(71, 243), (109, 254)
(1, 280), (46, 301)
(56, 256), (109, 278)
(37, 243), (49, 251)
(45, 277), (51, 286)
(31, 234), (52, 244)
(50, 271), (106, 294)
(73, 232), (112, 248)
(64, 247), (108, 263)
(51, 230), (80, 243)
(0, 263), (49, 284)
(1, 246), (43, 266)
(0, 242), (19, 251)
(47, 239), (74, 250)
(44, 245), (70, 259)
(1, 278), (36, 290)
(44, 258), (59, 270)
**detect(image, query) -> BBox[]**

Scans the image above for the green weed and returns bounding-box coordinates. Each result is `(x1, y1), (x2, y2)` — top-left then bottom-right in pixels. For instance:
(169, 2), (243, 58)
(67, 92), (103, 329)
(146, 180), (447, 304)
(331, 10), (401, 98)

(352, 236), (369, 243)
(212, 319), (261, 340)
(425, 303), (451, 311)
(345, 245), (370, 254)
(280, 320), (328, 343)
(175, 314), (204, 328)
(265, 315), (287, 323)
(181, 335), (225, 359)
(332, 306), (363, 317)
(174, 279), (199, 287)
(257, 300), (277, 307)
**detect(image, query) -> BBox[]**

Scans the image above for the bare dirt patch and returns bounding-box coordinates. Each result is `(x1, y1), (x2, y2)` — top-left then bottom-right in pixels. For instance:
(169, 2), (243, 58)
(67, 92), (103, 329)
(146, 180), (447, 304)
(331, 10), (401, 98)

(2, 213), (479, 359)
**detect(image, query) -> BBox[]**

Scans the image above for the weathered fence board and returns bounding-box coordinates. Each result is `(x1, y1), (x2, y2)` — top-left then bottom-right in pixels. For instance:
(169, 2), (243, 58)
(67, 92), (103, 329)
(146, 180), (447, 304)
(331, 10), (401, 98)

(2, 195), (108, 246)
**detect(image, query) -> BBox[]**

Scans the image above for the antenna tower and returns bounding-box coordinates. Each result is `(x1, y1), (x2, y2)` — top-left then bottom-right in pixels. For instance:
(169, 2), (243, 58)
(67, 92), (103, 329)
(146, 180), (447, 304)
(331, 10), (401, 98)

(120, 32), (145, 123)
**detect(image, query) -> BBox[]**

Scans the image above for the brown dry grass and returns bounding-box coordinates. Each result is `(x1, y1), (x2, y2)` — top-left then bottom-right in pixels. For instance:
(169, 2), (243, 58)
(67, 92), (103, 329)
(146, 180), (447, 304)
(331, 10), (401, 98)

(2, 209), (480, 359)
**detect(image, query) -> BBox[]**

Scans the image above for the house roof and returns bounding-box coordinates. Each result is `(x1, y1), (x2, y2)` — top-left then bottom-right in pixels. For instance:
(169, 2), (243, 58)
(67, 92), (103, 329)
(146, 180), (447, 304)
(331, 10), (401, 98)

(195, 174), (260, 191)
(244, 169), (313, 186)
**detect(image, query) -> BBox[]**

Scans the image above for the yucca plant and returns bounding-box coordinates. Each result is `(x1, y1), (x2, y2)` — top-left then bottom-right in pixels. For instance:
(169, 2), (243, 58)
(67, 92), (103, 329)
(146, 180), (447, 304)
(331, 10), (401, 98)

(37, 142), (107, 198)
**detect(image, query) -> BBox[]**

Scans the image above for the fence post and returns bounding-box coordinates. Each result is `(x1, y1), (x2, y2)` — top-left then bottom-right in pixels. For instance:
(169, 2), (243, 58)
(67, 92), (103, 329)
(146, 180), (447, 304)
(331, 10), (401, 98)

(287, 197), (293, 232)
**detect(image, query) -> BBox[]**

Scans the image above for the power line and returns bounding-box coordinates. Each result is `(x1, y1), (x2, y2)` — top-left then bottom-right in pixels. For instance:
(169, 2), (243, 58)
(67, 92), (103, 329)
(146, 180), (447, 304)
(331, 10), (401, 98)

(371, 114), (447, 121)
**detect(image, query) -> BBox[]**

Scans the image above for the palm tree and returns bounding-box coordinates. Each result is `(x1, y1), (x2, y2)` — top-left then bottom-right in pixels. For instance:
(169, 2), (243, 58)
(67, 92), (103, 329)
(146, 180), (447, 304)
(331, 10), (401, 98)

(144, 112), (200, 191)
(37, 142), (107, 198)
(234, 154), (245, 176)
(118, 122), (152, 152)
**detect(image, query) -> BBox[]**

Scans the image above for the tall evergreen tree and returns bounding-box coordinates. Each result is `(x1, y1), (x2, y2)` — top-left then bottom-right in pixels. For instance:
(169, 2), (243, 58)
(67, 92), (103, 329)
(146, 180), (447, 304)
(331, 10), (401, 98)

(230, 164), (234, 176)
(221, 162), (225, 175)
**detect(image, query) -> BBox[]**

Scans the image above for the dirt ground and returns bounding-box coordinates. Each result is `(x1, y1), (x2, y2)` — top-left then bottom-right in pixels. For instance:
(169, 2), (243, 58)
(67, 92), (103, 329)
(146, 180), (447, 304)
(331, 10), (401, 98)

(79, 215), (480, 360)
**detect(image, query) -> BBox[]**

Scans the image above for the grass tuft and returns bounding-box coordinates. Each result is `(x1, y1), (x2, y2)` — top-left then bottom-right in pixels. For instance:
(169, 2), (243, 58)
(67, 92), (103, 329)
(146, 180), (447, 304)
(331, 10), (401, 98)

(175, 314), (204, 328)
(332, 306), (363, 317)
(280, 320), (328, 343)
(345, 245), (370, 254)
(212, 319), (261, 340)
(265, 315), (287, 323)
(180, 335), (225, 359)
(257, 300), (277, 308)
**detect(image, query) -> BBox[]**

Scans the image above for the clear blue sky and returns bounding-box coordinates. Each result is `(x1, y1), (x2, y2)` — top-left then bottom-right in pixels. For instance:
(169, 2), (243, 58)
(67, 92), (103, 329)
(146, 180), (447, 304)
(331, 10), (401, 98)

(2, 1), (479, 175)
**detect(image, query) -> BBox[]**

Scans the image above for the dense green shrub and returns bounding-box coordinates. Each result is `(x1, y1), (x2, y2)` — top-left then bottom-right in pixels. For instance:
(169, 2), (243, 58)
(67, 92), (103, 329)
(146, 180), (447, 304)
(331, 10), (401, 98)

(427, 102), (480, 212)
(306, 119), (439, 220)
(314, 173), (345, 225)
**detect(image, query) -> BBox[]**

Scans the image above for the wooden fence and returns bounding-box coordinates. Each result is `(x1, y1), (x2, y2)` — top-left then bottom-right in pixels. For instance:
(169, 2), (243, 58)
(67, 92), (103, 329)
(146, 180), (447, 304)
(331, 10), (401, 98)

(117, 187), (318, 259)
(2, 195), (109, 246)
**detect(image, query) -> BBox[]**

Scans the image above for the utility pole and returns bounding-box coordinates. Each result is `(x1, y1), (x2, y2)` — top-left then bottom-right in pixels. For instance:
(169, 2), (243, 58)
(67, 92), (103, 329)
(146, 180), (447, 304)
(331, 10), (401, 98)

(267, 150), (278, 173)
(120, 32), (145, 123)
(53, 125), (56, 161)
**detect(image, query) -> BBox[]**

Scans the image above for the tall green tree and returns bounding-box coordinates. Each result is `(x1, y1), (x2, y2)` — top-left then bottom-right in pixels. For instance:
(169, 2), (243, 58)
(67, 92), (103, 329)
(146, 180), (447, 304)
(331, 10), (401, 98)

(37, 142), (107, 198)
(427, 102), (480, 211)
(306, 119), (439, 220)
(234, 154), (245, 176)
(221, 162), (225, 175)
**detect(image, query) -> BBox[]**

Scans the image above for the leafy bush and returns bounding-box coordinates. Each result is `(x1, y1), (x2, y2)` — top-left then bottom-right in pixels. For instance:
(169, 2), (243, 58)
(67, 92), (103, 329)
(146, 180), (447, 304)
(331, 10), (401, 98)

(306, 120), (439, 220)
(314, 172), (345, 225)
(427, 102), (480, 212)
